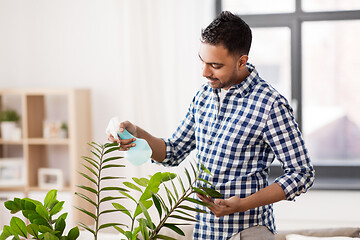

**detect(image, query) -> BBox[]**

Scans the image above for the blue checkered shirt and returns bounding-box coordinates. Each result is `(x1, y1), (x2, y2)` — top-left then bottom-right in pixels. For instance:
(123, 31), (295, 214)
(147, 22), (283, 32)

(159, 63), (314, 240)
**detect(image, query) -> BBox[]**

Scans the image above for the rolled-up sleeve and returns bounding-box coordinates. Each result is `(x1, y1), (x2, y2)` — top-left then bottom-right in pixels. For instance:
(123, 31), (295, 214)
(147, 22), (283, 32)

(263, 101), (315, 201)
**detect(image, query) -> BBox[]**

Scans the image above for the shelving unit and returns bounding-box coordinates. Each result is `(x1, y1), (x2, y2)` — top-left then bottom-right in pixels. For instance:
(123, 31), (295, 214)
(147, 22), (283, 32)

(0, 88), (92, 228)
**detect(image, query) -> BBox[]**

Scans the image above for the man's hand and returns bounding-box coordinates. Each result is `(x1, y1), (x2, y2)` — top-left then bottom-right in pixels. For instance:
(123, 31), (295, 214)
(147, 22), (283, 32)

(197, 194), (244, 217)
(107, 120), (137, 151)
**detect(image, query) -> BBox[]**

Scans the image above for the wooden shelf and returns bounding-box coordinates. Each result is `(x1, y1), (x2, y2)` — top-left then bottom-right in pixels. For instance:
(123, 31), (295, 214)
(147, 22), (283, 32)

(0, 89), (92, 227)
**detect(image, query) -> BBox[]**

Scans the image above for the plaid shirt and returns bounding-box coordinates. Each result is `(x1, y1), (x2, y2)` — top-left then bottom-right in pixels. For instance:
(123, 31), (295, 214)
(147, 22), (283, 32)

(159, 63), (315, 240)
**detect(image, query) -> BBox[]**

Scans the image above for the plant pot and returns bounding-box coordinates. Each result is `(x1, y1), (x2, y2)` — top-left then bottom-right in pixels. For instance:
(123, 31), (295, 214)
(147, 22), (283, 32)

(1, 122), (17, 140)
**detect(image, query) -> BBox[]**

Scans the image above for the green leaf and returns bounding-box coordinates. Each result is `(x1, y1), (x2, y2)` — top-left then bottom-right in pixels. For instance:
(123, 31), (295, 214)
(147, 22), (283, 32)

(99, 196), (124, 203)
(192, 187), (207, 196)
(132, 177), (149, 187)
(81, 156), (100, 167)
(112, 203), (131, 218)
(26, 224), (39, 238)
(134, 200), (152, 218)
(119, 191), (137, 203)
(190, 162), (198, 178)
(0, 225), (16, 240)
(75, 192), (97, 206)
(178, 176), (186, 193)
(76, 185), (98, 194)
(99, 209), (127, 215)
(104, 146), (121, 154)
(100, 186), (128, 192)
(154, 234), (177, 240)
(98, 223), (127, 230)
(39, 225), (53, 233)
(36, 204), (50, 220)
(49, 201), (64, 216)
(164, 185), (173, 206)
(74, 206), (97, 220)
(10, 217), (27, 238)
(169, 214), (198, 222)
(113, 226), (125, 234)
(81, 157), (100, 170)
(163, 223), (185, 236)
(102, 156), (123, 164)
(178, 205), (207, 214)
(123, 181), (143, 193)
(100, 176), (124, 181)
(78, 172), (97, 185)
(139, 201), (154, 229)
(198, 177), (213, 187)
(4, 200), (21, 214)
(171, 180), (179, 199)
(102, 164), (125, 169)
(104, 142), (119, 148)
(32, 216), (51, 227)
(67, 227), (80, 240)
(184, 197), (212, 207)
(44, 189), (57, 208)
(54, 217), (66, 237)
(174, 209), (198, 219)
(81, 163), (99, 178)
(139, 218), (149, 240)
(200, 163), (212, 175)
(87, 142), (102, 155)
(151, 193), (162, 219)
(57, 213), (68, 221)
(184, 168), (192, 186)
(201, 187), (223, 198)
(77, 222), (94, 235)
(90, 149), (101, 160)
(161, 172), (177, 182)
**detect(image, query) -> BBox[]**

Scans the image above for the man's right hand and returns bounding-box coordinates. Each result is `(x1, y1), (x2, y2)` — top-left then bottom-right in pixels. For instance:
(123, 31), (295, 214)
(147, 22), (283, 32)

(107, 120), (137, 151)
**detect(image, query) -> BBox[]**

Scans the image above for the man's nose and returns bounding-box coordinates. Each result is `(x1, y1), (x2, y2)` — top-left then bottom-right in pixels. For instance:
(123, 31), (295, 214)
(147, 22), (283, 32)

(202, 64), (212, 77)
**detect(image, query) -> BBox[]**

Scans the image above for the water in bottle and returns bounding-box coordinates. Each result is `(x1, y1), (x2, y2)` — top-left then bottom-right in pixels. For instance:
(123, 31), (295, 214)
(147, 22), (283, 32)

(118, 129), (152, 166)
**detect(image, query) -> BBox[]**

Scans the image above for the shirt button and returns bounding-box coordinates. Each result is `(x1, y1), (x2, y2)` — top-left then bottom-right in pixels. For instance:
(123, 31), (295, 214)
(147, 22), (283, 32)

(208, 141), (212, 145)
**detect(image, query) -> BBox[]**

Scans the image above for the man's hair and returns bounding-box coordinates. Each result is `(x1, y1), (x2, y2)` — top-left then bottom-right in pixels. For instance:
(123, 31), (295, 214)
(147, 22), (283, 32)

(201, 11), (252, 56)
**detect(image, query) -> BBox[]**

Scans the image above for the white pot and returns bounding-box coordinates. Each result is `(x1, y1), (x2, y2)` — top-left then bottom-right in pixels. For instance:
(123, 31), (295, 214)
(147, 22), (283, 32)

(1, 122), (17, 140)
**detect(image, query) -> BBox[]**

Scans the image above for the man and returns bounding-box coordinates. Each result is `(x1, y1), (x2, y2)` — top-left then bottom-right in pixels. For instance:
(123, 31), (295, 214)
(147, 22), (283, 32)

(109, 11), (314, 240)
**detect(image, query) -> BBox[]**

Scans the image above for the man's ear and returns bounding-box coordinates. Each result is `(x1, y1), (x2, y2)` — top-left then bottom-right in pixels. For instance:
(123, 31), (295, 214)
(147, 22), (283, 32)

(237, 55), (249, 70)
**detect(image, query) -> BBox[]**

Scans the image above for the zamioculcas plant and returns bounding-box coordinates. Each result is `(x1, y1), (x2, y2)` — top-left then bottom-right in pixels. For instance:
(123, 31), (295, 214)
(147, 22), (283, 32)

(113, 162), (223, 240)
(77, 142), (223, 240)
(75, 142), (128, 240)
(0, 189), (79, 240)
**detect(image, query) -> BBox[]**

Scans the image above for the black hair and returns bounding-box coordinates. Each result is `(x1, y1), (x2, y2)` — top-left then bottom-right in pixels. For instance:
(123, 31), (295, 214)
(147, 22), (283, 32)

(201, 11), (252, 56)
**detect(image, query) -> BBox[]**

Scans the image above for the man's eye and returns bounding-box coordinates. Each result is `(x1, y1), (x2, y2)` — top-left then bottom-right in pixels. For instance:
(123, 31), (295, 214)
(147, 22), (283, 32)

(211, 64), (222, 69)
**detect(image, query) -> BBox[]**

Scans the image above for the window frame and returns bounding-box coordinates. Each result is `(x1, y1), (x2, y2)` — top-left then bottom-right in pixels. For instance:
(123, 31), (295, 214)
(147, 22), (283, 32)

(216, 0), (360, 190)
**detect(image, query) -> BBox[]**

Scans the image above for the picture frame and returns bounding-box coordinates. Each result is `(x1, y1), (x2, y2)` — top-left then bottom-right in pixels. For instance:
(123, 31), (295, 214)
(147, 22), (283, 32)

(0, 159), (26, 187)
(38, 168), (64, 190)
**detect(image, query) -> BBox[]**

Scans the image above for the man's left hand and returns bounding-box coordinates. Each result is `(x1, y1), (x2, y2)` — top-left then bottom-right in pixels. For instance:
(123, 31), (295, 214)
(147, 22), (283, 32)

(196, 194), (244, 217)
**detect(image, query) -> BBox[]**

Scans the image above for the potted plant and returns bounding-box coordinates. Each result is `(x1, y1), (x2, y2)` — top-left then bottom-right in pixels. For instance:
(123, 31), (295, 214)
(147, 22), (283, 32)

(0, 189), (79, 240)
(0, 108), (20, 140)
(75, 142), (222, 240)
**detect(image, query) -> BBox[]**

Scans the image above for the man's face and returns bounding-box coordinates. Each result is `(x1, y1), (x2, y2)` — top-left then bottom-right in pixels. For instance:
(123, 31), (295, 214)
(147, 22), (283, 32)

(199, 42), (247, 90)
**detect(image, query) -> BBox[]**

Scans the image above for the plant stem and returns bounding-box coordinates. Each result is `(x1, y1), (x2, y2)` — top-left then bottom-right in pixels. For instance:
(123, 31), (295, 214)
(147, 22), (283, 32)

(149, 171), (203, 239)
(94, 146), (104, 240)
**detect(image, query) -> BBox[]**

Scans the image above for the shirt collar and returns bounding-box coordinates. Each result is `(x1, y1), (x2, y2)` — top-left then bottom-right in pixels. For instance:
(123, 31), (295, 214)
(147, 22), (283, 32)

(212, 62), (259, 98)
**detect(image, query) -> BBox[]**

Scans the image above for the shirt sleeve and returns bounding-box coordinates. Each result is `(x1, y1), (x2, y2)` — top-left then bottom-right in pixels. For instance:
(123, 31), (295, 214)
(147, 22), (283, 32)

(153, 97), (197, 167)
(263, 101), (315, 201)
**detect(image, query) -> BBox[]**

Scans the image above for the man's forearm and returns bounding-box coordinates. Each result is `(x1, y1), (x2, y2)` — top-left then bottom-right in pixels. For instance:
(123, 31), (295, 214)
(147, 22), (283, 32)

(136, 126), (166, 162)
(240, 183), (286, 212)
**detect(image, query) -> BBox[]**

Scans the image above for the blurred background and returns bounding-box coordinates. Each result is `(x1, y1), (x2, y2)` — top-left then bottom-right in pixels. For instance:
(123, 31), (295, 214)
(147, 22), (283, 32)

(0, 0), (359, 233)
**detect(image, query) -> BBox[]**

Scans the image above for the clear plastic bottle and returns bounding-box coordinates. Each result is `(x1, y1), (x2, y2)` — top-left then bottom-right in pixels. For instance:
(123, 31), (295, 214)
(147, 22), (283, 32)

(118, 129), (152, 166)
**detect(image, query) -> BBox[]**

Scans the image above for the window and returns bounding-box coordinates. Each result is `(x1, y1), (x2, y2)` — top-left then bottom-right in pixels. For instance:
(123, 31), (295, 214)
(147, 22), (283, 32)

(302, 0), (360, 12)
(222, 0), (295, 14)
(251, 27), (291, 100)
(218, 0), (360, 189)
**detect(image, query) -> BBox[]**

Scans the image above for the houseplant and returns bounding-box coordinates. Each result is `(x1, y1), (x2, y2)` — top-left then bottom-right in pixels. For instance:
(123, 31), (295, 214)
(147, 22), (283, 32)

(0, 108), (20, 140)
(75, 142), (222, 240)
(0, 189), (79, 240)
